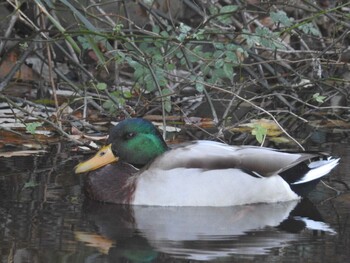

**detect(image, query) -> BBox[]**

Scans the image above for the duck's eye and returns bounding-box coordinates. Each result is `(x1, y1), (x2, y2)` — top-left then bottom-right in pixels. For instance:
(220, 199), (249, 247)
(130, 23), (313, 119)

(124, 132), (136, 140)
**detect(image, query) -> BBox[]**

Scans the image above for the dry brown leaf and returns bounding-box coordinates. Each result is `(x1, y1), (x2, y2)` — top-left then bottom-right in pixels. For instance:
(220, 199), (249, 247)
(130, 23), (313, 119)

(0, 51), (37, 81)
(83, 134), (108, 141)
(309, 119), (350, 129)
(74, 231), (114, 254)
(232, 119), (283, 137)
(185, 117), (216, 128)
(71, 126), (83, 136)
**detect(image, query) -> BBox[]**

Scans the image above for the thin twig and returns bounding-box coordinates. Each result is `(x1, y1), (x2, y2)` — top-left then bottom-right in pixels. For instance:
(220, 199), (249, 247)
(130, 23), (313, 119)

(321, 180), (341, 195)
(202, 83), (305, 150)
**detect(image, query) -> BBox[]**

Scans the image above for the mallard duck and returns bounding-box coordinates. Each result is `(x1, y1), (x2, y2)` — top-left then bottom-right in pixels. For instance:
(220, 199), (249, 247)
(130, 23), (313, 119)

(75, 118), (339, 206)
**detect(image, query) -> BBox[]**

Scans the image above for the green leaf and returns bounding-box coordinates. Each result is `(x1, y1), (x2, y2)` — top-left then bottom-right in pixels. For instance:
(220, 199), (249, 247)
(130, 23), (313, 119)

(113, 23), (124, 33)
(160, 30), (169, 38)
(213, 43), (225, 50)
(195, 76), (205, 92)
(193, 29), (206, 40)
(77, 36), (90, 50)
(24, 180), (38, 188)
(209, 6), (218, 15)
(161, 88), (172, 113)
(226, 44), (237, 51)
(144, 74), (156, 91)
(193, 45), (203, 54)
(139, 42), (149, 51)
(180, 57), (186, 65)
(177, 23), (191, 42)
(270, 11), (293, 26)
(26, 122), (43, 134)
(200, 64), (211, 76)
(102, 91), (127, 113)
(96, 82), (107, 91)
(187, 52), (200, 63)
(114, 50), (126, 63)
(154, 39), (166, 48)
(110, 91), (126, 105)
(152, 25), (160, 34)
(123, 90), (133, 99)
(213, 50), (224, 59)
(218, 5), (238, 25)
(102, 99), (118, 113)
(19, 42), (29, 50)
(166, 63), (175, 70)
(242, 29), (260, 47)
(153, 53), (164, 62)
(221, 5), (239, 13)
(225, 51), (238, 63)
(223, 63), (234, 80)
(298, 23), (321, 36)
(252, 124), (267, 144)
(179, 23), (191, 34)
(214, 58), (224, 69)
(313, 93), (326, 103)
(208, 68), (226, 84)
(255, 27), (286, 50)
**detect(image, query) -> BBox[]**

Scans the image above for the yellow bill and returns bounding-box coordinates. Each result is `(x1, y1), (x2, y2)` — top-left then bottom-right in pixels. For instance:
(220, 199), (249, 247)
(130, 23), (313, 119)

(75, 144), (118, 174)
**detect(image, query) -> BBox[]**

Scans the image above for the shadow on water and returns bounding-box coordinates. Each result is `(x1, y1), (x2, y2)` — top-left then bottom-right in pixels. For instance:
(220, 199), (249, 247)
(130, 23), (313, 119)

(0, 142), (349, 262)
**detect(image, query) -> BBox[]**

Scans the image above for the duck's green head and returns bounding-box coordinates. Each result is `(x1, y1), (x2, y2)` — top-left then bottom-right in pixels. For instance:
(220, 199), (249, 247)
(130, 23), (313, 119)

(75, 118), (168, 173)
(107, 118), (168, 166)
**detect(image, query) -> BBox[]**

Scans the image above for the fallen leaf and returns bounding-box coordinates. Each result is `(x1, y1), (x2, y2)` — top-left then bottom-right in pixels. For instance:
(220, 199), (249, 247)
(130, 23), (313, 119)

(83, 134), (108, 141)
(77, 141), (99, 151)
(0, 150), (47, 157)
(74, 231), (114, 254)
(71, 126), (83, 135)
(186, 117), (216, 128)
(0, 51), (38, 81)
(231, 119), (283, 137)
(154, 122), (181, 132)
(309, 119), (350, 129)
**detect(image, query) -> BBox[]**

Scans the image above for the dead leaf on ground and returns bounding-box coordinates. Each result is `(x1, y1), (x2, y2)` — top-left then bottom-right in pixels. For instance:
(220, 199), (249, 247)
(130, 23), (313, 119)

(83, 134), (108, 141)
(0, 150), (47, 157)
(309, 119), (350, 130)
(231, 118), (283, 137)
(185, 117), (216, 128)
(144, 115), (216, 128)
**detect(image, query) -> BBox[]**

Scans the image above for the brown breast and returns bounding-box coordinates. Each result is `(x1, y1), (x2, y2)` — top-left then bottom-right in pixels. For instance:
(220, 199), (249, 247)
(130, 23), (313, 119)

(84, 162), (138, 204)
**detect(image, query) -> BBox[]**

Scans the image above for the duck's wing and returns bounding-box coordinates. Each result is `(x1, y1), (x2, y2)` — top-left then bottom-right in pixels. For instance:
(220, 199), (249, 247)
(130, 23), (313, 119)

(148, 141), (324, 177)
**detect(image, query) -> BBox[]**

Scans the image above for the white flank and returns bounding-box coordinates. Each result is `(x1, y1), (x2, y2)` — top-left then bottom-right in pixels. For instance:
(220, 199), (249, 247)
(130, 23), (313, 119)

(133, 168), (299, 207)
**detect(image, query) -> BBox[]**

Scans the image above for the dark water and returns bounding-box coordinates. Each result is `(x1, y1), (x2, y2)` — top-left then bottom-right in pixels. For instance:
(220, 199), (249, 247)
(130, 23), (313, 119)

(0, 142), (349, 262)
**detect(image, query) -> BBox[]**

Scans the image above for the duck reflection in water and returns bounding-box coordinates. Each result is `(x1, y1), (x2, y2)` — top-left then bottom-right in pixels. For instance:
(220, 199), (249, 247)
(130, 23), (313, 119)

(75, 198), (335, 262)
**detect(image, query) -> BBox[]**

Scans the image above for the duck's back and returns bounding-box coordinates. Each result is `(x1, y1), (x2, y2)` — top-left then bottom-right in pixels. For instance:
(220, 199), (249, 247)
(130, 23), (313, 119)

(148, 141), (316, 176)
